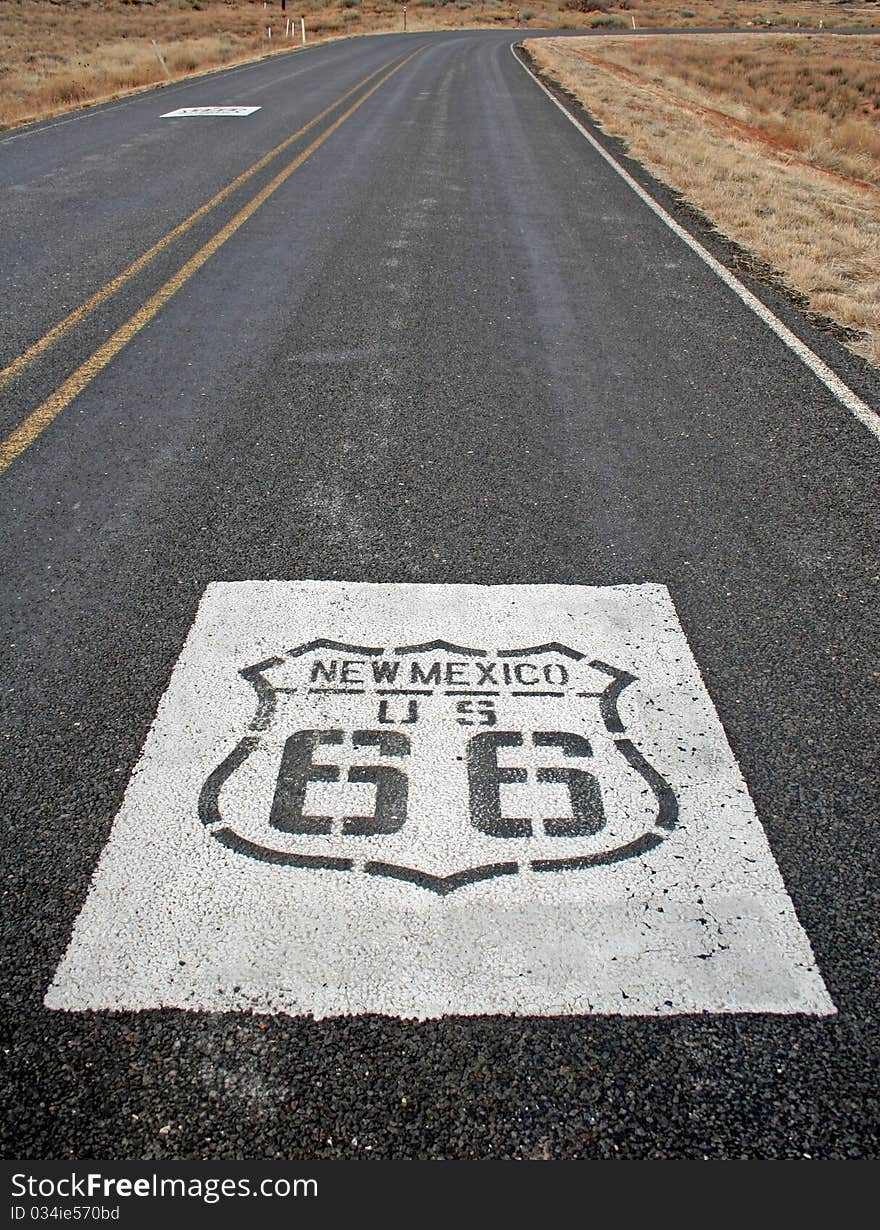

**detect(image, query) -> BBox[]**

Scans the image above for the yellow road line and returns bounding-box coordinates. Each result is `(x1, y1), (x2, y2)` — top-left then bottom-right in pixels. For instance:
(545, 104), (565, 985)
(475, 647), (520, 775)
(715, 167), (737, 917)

(0, 58), (395, 393)
(0, 48), (422, 476)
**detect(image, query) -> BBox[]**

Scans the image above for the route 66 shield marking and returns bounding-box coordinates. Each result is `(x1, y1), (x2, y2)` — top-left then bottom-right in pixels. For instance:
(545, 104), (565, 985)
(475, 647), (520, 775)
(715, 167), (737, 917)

(46, 581), (834, 1018)
(199, 642), (675, 892)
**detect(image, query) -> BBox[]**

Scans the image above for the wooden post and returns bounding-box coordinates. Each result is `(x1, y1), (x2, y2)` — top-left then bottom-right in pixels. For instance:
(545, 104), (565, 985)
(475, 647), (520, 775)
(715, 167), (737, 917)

(151, 39), (171, 82)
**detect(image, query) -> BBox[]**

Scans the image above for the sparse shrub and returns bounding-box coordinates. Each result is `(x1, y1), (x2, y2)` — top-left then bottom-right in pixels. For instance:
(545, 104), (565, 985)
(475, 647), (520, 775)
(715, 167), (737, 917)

(340, 0), (358, 9)
(562, 0), (609, 11)
(587, 13), (626, 27)
(49, 77), (91, 106)
(307, 15), (343, 33)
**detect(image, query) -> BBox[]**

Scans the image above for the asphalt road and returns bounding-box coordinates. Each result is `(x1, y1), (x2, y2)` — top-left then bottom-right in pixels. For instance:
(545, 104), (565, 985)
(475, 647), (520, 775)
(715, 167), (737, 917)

(1, 29), (878, 1160)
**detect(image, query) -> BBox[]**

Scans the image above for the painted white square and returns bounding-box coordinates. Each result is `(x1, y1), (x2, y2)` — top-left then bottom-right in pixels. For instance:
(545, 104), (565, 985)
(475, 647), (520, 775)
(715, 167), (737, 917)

(160, 106), (261, 118)
(46, 581), (834, 1018)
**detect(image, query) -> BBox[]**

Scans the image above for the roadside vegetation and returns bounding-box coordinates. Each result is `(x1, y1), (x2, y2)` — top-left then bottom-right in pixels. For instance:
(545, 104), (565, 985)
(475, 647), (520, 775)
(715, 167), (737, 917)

(2, 1), (879, 131)
(527, 32), (880, 364)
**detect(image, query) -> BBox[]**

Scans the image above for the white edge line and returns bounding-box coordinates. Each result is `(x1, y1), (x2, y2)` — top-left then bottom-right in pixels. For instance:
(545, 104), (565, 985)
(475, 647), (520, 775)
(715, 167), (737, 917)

(510, 42), (880, 446)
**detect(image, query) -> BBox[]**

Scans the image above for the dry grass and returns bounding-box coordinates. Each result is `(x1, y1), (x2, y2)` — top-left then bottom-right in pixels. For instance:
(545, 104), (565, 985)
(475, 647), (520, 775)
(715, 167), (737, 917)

(527, 32), (880, 363)
(544, 0), (880, 32)
(0, 0), (532, 130)
(2, 1), (879, 131)
(0, 2), (273, 127)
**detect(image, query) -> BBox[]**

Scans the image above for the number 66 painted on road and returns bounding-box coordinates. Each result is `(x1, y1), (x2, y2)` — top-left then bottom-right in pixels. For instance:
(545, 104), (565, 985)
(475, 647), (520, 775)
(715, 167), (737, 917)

(268, 728), (605, 839)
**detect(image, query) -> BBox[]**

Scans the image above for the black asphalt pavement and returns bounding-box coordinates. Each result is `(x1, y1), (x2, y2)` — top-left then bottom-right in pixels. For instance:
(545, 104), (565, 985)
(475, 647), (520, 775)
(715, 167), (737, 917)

(1, 29), (878, 1159)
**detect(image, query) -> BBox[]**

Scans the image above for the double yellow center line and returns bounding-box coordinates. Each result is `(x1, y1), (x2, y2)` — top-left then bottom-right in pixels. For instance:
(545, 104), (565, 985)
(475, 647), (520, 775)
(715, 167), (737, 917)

(0, 47), (422, 476)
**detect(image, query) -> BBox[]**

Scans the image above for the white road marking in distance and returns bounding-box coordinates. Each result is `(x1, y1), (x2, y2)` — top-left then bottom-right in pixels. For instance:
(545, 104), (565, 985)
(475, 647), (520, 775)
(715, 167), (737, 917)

(0, 43), (335, 147)
(161, 106), (262, 118)
(511, 44), (880, 446)
(46, 580), (834, 1019)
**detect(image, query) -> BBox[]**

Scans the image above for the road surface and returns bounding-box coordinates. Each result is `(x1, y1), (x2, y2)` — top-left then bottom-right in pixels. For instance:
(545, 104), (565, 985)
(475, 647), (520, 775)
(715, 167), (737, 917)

(1, 29), (878, 1159)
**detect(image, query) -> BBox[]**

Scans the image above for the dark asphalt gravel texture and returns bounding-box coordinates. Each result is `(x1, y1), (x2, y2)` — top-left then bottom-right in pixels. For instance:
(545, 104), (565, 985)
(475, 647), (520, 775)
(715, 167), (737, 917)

(1, 29), (878, 1160)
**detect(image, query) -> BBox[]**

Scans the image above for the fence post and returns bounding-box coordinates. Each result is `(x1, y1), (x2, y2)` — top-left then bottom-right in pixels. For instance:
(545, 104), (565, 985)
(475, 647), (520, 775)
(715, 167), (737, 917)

(151, 39), (171, 82)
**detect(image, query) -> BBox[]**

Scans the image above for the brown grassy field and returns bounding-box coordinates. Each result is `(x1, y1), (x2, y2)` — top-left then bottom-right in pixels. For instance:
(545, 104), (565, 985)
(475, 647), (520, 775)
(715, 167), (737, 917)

(547, 0), (880, 32)
(2, 1), (879, 131)
(5, 0), (521, 130)
(527, 32), (880, 363)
